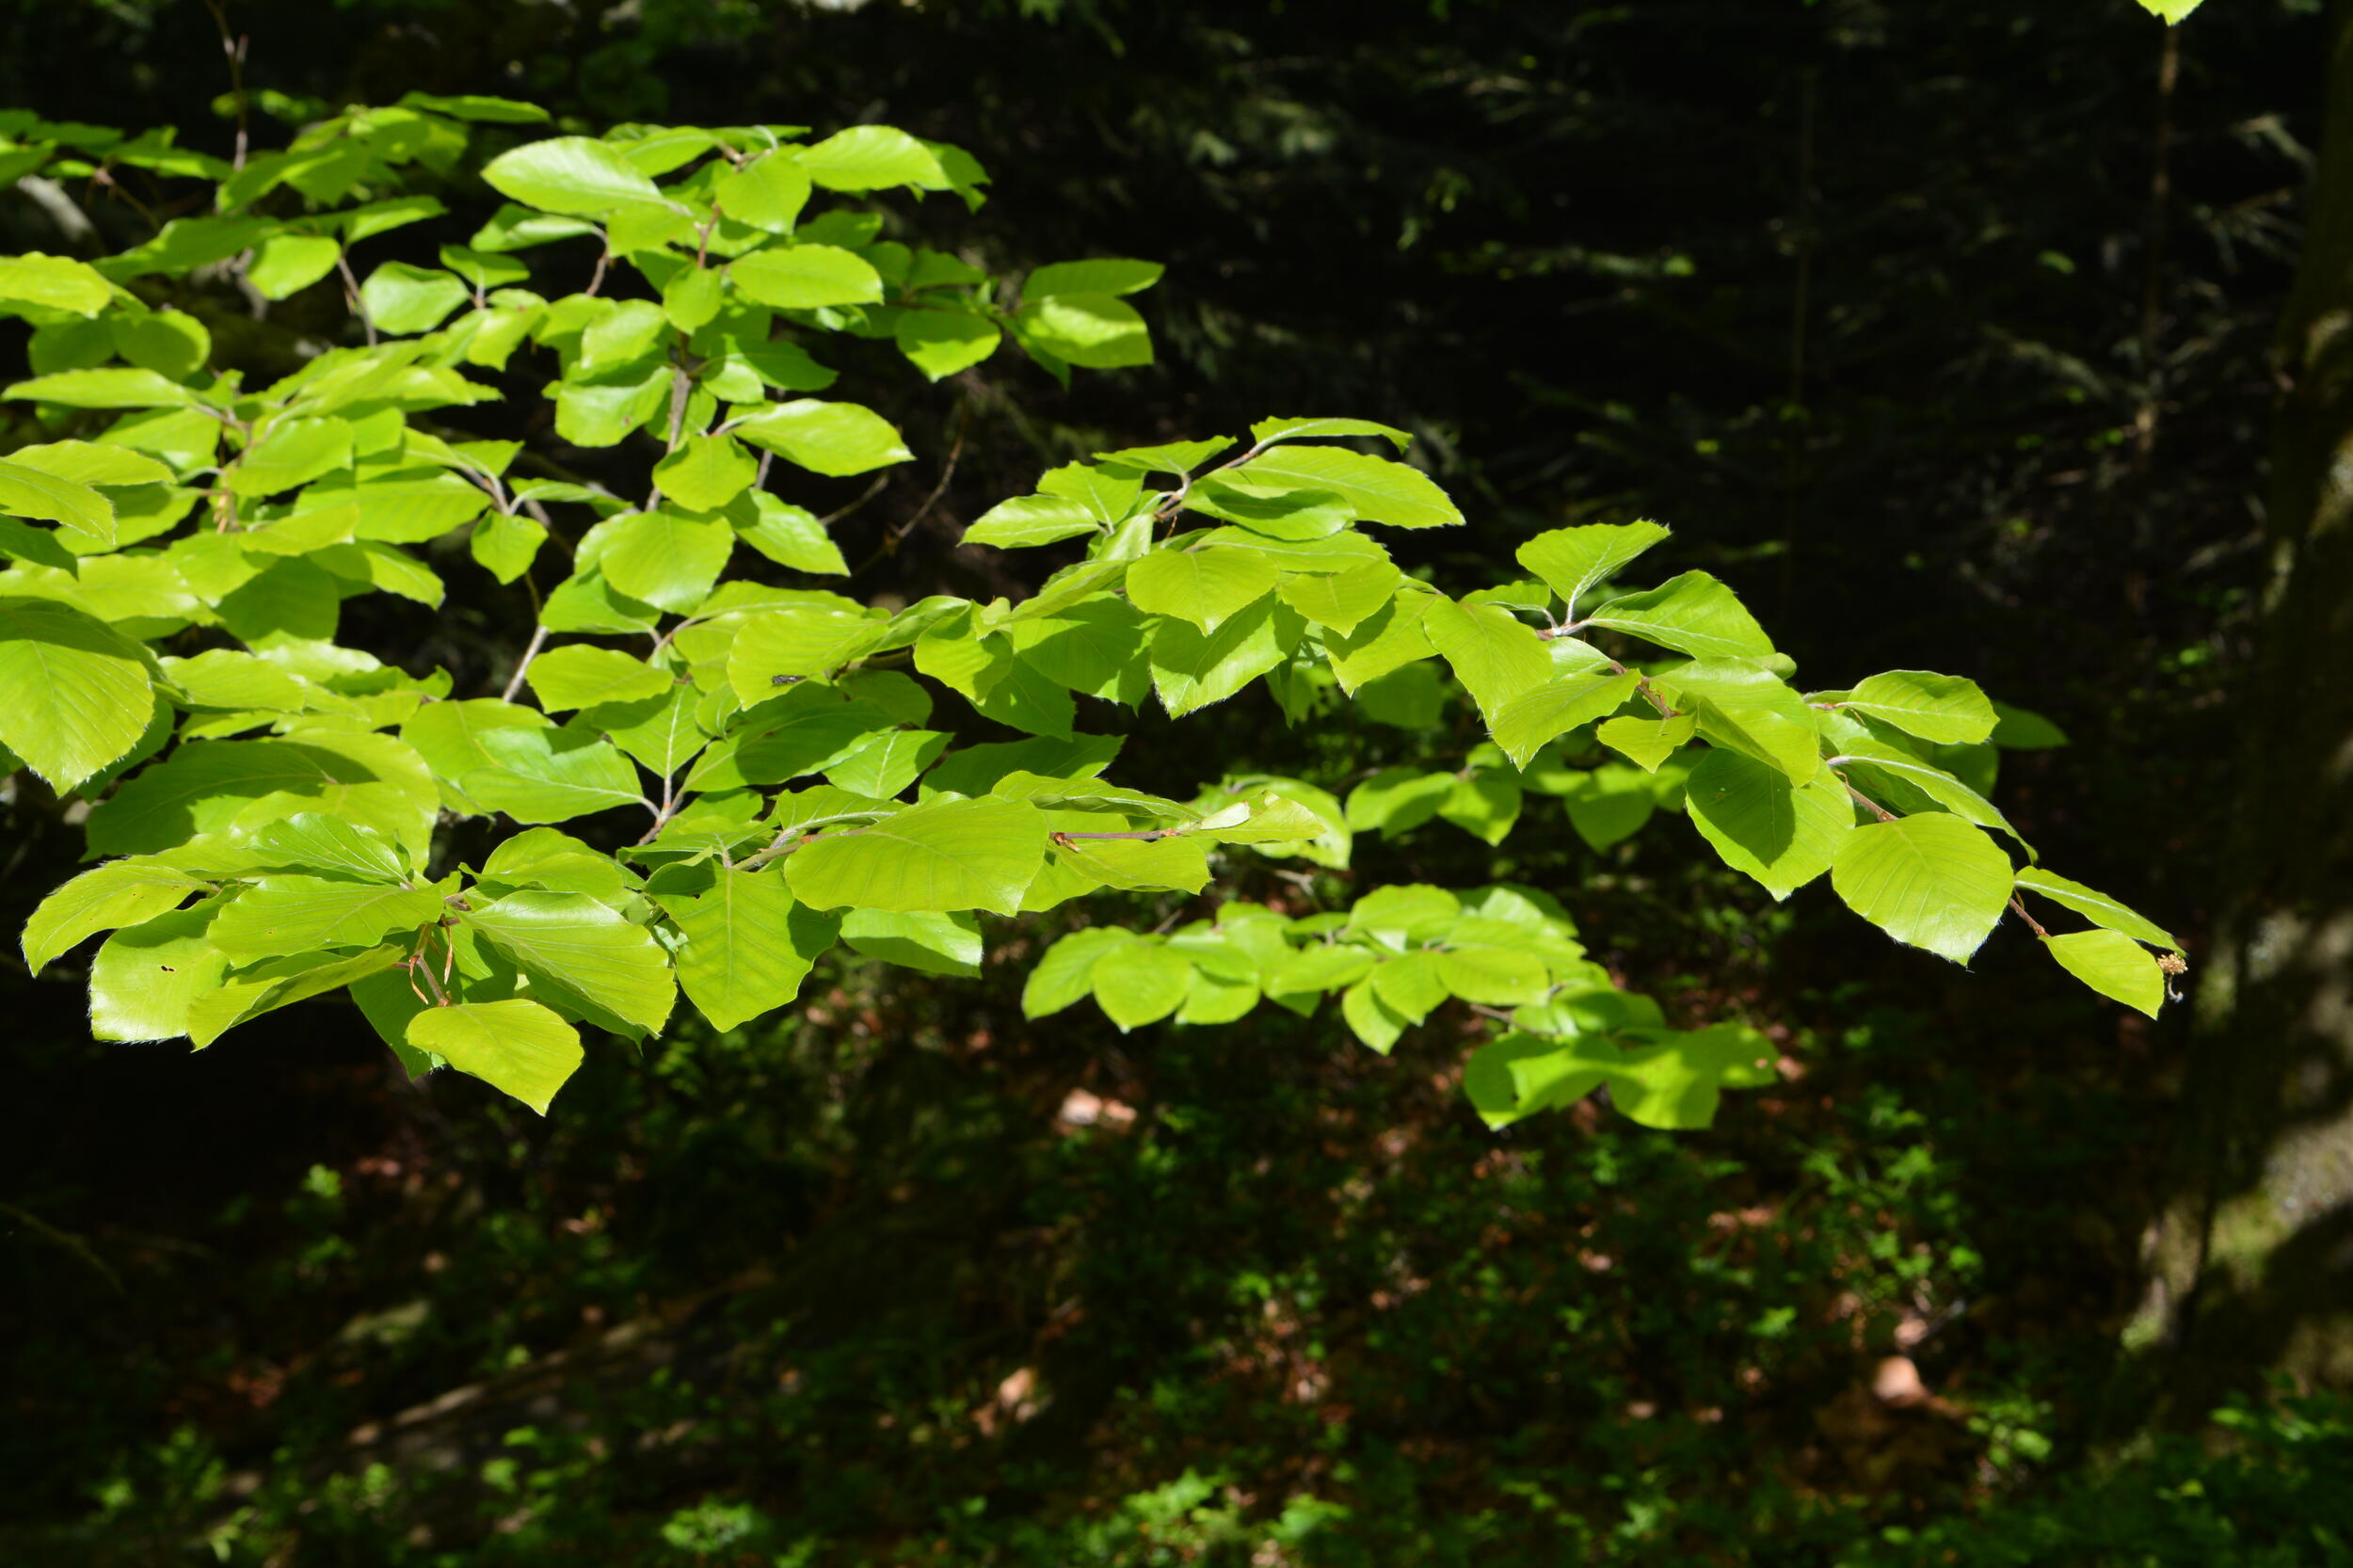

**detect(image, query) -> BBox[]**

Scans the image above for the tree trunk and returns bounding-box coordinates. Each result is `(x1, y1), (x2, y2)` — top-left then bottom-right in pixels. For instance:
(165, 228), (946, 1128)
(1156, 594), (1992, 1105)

(2130, 0), (2353, 1410)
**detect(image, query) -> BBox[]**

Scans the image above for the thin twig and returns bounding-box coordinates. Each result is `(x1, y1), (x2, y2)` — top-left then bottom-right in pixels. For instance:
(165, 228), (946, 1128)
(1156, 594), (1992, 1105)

(818, 472), (891, 528)
(499, 625), (549, 703)
(200, 1), (250, 172)
(664, 339), (694, 452)
(333, 252), (377, 346)
(855, 399), (969, 573)
(1837, 775), (1898, 824)
(0, 1201), (125, 1294)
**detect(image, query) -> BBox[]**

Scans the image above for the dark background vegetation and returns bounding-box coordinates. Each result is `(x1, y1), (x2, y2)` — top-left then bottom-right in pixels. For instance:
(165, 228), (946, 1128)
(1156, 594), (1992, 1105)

(4, 1), (2350, 1562)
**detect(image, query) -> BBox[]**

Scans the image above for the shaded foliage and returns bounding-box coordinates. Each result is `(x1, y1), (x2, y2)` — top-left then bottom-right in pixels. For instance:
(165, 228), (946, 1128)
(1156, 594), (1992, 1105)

(0, 0), (2327, 1560)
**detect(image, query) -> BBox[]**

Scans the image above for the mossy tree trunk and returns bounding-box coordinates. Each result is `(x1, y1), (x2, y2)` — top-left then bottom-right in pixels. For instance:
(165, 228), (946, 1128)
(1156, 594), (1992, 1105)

(2133, 0), (2353, 1407)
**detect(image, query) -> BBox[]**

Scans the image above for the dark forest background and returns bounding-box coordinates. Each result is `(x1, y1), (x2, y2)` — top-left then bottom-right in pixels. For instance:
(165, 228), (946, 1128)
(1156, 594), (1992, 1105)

(5, 2), (2350, 1563)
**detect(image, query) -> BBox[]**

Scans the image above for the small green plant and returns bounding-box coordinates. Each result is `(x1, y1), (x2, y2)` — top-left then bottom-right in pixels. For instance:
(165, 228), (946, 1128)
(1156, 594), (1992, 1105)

(0, 95), (2177, 1128)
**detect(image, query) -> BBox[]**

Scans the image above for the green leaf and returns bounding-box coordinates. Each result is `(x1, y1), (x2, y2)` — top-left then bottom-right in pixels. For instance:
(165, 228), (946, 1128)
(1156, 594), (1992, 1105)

(653, 433), (758, 512)
(841, 908), (981, 978)
(661, 265), (724, 331)
(1685, 749), (1853, 900)
(1515, 520), (1671, 611)
(1491, 670), (1640, 769)
(1828, 734), (2025, 850)
(4, 367), (199, 409)
(470, 203), (599, 253)
(1149, 597), (1298, 717)
(248, 233), (342, 300)
(1600, 711), (1694, 772)
(1355, 664), (1440, 729)
(109, 308), (210, 378)
(1002, 597), (1150, 702)
(725, 605), (888, 699)
(1127, 545), (1279, 632)
(2012, 867), (2179, 951)
(480, 827), (634, 901)
(463, 727), (649, 824)
(5, 440), (173, 488)
(22, 858), (204, 974)
(658, 867), (839, 1032)
(0, 252), (110, 315)
(1830, 814), (2014, 965)
(1185, 478), (1352, 539)
(2041, 929), (2164, 1017)
(1324, 597), (1435, 693)
(685, 691), (890, 792)
(1235, 445), (1462, 530)
(525, 645), (675, 712)
(482, 136), (670, 216)
(210, 877), (441, 962)
(400, 697), (550, 813)
(0, 458), (115, 544)
(186, 945), (404, 1050)
(1246, 416), (1411, 453)
(1582, 571), (1775, 660)
(554, 362), (669, 448)
(1023, 927), (1132, 1017)
(248, 812), (407, 882)
(1559, 764), (1657, 852)
(396, 89), (550, 121)
(1337, 977), (1406, 1052)
(1419, 596), (1549, 726)
(733, 494), (847, 574)
(462, 890), (676, 1035)
(797, 126), (949, 191)
(1273, 559), (1402, 634)
(438, 246), (532, 293)
(824, 728), (949, 798)
(728, 244), (886, 309)
(339, 196), (446, 246)
(89, 904), (229, 1043)
(2137, 0), (2201, 23)
(1438, 773), (1523, 845)
(407, 1000), (583, 1115)
(0, 598), (155, 790)
(965, 495), (1097, 549)
(1435, 942), (1550, 1007)
(318, 469), (492, 542)
(1651, 660), (1820, 784)
(1841, 670), (1996, 745)
(1465, 1026), (1775, 1130)
(733, 399), (913, 476)
(1052, 836), (1210, 894)
(1091, 940), (1193, 1031)
(1014, 293), (1151, 369)
(1369, 951), (1452, 1023)
(1265, 942), (1374, 999)
(785, 796), (1045, 915)
(0, 518), (76, 570)
(88, 732), (439, 861)
(359, 263), (469, 335)
(714, 152), (813, 232)
(230, 417), (354, 497)
(1181, 964), (1263, 1026)
(584, 507), (733, 613)
(1028, 259), (1164, 298)
(894, 308), (1001, 380)
(1346, 768), (1455, 836)
(1990, 700), (2069, 749)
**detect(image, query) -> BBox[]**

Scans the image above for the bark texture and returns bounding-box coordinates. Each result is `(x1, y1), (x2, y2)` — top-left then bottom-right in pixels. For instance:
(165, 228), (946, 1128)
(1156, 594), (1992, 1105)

(2132, 1), (2353, 1408)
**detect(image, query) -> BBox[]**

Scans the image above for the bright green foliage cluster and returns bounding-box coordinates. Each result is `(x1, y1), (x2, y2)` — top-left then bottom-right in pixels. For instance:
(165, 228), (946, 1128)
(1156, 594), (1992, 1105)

(0, 99), (2179, 1126)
